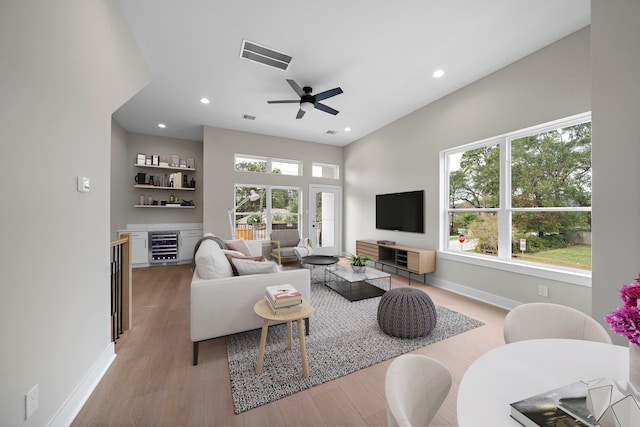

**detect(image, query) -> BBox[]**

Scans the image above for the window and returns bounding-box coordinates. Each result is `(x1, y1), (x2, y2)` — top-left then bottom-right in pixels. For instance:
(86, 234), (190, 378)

(231, 184), (301, 240)
(235, 154), (302, 176)
(443, 113), (591, 273)
(312, 162), (340, 179)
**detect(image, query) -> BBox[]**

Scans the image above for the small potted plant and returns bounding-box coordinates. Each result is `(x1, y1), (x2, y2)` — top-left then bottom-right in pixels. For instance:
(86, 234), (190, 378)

(349, 254), (373, 273)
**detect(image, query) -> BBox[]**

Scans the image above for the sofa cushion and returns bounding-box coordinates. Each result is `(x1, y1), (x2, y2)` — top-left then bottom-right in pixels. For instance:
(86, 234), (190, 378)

(231, 258), (279, 275)
(224, 239), (253, 256)
(224, 253), (265, 275)
(195, 239), (233, 279)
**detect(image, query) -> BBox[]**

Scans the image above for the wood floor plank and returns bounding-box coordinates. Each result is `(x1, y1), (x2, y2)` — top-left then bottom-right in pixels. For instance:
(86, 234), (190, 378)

(71, 262), (507, 427)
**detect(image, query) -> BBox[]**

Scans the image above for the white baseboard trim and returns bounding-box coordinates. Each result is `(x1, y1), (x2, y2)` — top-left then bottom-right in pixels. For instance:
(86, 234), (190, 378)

(48, 342), (116, 427)
(424, 273), (519, 310)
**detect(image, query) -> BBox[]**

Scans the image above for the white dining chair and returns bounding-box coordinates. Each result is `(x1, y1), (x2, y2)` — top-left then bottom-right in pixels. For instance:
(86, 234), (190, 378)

(503, 302), (612, 344)
(385, 354), (452, 427)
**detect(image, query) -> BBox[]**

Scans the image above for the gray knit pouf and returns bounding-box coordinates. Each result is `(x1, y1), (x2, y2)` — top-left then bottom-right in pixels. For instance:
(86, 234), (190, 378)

(377, 288), (437, 338)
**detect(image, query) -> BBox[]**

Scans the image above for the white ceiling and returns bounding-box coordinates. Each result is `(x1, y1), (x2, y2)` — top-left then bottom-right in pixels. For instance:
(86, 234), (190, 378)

(114, 0), (590, 146)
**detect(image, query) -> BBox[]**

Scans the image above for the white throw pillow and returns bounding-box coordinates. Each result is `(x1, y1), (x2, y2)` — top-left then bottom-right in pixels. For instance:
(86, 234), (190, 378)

(195, 239), (233, 279)
(231, 258), (279, 275)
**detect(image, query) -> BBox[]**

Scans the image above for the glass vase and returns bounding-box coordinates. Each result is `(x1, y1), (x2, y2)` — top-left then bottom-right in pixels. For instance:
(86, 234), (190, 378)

(631, 343), (640, 394)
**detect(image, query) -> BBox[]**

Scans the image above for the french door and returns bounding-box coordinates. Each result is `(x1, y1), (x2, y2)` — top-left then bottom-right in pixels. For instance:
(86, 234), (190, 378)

(308, 184), (342, 256)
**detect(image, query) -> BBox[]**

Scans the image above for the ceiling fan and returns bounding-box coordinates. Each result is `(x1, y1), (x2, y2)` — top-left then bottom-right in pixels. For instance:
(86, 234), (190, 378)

(268, 79), (343, 119)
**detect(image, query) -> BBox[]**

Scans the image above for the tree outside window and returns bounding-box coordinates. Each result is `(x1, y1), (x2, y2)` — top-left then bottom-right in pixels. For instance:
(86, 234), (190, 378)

(445, 115), (591, 271)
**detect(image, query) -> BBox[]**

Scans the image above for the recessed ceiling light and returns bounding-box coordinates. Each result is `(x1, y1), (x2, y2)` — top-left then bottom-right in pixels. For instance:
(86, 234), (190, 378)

(433, 69), (445, 78)
(200, 97), (210, 104)
(344, 127), (351, 132)
(158, 123), (166, 128)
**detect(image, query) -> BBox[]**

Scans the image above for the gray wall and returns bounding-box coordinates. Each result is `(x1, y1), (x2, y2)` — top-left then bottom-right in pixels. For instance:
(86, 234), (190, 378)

(202, 126), (344, 241)
(111, 120), (130, 238)
(345, 27), (592, 311)
(591, 0), (640, 345)
(110, 130), (204, 236)
(0, 1), (149, 426)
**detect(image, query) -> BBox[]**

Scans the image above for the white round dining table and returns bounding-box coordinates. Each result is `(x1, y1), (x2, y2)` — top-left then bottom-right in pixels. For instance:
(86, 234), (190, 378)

(457, 338), (629, 426)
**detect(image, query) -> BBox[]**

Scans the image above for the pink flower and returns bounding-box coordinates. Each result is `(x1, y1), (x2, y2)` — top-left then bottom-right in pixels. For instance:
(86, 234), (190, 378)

(605, 306), (640, 345)
(619, 282), (640, 308)
(605, 276), (640, 345)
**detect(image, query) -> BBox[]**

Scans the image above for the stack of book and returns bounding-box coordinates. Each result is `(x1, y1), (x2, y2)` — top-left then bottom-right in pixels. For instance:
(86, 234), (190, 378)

(265, 284), (303, 314)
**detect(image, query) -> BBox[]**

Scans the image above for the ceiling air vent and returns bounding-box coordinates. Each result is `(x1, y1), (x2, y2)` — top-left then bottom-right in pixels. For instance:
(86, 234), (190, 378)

(326, 130), (338, 135)
(242, 114), (256, 121)
(240, 39), (292, 71)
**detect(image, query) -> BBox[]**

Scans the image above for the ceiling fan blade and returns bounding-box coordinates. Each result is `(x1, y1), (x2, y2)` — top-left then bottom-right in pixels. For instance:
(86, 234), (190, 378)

(267, 100), (300, 104)
(286, 79), (304, 97)
(314, 102), (339, 115)
(296, 108), (305, 119)
(314, 87), (343, 102)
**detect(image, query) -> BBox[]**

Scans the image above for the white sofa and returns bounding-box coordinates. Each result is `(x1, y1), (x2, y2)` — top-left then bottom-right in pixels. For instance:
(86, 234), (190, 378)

(190, 238), (311, 365)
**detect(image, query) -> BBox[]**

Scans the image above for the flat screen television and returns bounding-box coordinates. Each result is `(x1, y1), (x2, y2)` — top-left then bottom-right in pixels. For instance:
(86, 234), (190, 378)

(376, 190), (424, 233)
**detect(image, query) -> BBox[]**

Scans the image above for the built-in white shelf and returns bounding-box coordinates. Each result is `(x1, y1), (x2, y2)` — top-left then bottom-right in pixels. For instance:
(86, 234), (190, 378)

(134, 184), (195, 191)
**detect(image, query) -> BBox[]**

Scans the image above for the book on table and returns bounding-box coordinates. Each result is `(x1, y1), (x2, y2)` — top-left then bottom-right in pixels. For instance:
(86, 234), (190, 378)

(510, 380), (596, 427)
(264, 296), (303, 315)
(265, 284), (302, 307)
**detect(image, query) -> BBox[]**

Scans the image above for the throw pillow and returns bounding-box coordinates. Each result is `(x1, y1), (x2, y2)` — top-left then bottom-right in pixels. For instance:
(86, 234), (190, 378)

(224, 239), (252, 256)
(231, 258), (279, 276)
(195, 239), (233, 279)
(224, 253), (265, 276)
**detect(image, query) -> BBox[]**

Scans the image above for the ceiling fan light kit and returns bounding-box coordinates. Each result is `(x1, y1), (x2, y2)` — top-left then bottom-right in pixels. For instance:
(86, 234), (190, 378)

(268, 79), (343, 119)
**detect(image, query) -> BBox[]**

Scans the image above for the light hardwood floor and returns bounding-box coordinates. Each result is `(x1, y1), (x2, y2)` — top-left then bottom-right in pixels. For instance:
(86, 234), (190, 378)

(72, 262), (507, 426)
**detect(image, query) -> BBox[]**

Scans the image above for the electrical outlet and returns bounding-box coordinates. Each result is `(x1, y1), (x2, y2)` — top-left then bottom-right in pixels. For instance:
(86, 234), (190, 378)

(25, 384), (38, 420)
(538, 285), (549, 298)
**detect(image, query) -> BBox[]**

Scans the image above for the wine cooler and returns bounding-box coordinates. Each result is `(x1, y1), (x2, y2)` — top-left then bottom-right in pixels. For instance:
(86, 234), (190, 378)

(148, 231), (179, 264)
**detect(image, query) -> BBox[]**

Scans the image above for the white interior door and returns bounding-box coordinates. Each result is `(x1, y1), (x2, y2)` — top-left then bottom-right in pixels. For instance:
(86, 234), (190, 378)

(308, 185), (342, 256)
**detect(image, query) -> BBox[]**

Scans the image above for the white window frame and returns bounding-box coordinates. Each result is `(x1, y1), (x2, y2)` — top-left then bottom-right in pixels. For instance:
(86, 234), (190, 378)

(232, 184), (302, 239)
(234, 154), (302, 176)
(312, 162), (340, 179)
(440, 112), (592, 286)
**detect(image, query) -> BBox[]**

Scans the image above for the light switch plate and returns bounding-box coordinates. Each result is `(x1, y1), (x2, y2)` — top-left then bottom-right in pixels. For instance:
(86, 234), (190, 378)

(77, 176), (90, 192)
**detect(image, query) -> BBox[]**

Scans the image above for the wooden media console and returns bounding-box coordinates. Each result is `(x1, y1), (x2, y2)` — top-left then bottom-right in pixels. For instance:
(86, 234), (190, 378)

(355, 239), (435, 284)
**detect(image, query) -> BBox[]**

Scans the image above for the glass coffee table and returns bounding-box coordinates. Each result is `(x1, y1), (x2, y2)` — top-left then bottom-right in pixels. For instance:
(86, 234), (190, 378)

(325, 265), (391, 302)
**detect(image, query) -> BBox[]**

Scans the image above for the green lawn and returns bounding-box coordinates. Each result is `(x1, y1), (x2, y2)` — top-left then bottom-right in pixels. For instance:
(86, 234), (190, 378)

(514, 245), (591, 270)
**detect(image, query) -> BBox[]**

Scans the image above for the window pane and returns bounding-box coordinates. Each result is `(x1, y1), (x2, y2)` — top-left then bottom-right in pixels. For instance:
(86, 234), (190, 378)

(447, 212), (498, 257)
(511, 122), (591, 208)
(313, 163), (339, 179)
(512, 211), (591, 270)
(448, 145), (500, 209)
(232, 186), (265, 240)
(271, 159), (301, 176)
(235, 155), (267, 172)
(271, 188), (300, 231)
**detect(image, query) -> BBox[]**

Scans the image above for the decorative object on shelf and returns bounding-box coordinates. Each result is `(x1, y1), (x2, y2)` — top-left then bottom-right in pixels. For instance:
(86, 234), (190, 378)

(586, 378), (640, 427)
(604, 274), (640, 393)
(348, 254), (373, 273)
(170, 154), (180, 167)
(181, 199), (194, 207)
(135, 172), (146, 184)
(152, 155), (160, 166)
(136, 153), (146, 165)
(139, 194), (144, 205)
(187, 157), (195, 169)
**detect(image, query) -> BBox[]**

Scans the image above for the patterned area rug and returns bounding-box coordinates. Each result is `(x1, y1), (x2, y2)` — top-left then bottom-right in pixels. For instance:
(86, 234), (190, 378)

(226, 280), (484, 414)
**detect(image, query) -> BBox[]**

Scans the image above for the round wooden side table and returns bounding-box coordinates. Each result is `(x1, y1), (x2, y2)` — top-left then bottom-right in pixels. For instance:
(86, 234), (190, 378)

(253, 298), (315, 378)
